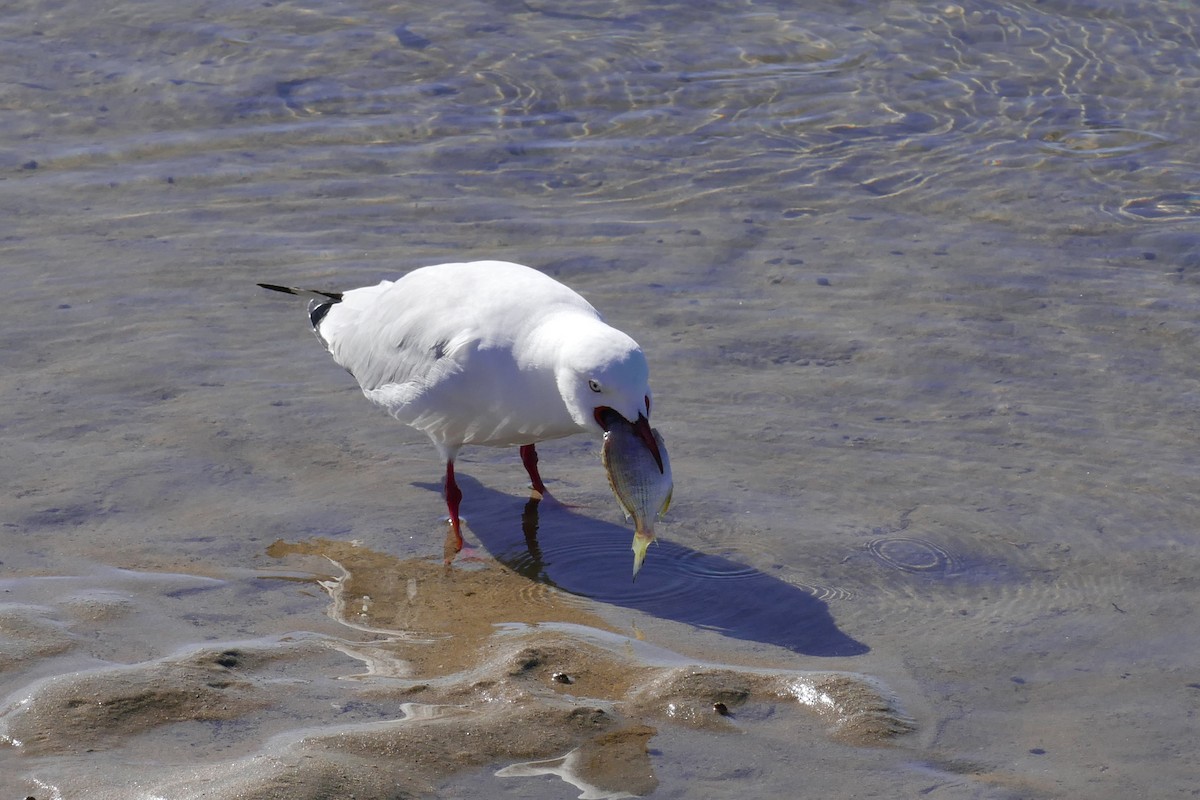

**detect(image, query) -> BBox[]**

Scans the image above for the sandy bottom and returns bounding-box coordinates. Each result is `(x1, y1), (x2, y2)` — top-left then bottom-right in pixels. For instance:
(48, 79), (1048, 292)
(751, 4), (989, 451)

(5, 0), (1200, 796)
(3, 539), (912, 798)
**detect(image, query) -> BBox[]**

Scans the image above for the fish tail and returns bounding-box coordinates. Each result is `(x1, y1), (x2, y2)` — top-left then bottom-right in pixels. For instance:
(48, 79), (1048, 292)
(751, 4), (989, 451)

(631, 531), (655, 579)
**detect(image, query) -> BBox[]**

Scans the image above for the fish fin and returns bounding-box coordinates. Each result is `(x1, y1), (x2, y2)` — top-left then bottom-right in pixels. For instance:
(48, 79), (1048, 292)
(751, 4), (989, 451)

(658, 485), (673, 519)
(614, 494), (635, 522)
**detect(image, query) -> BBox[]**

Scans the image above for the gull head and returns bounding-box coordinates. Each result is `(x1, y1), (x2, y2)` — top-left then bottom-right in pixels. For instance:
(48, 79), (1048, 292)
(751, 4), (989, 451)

(567, 344), (664, 474)
(556, 322), (656, 447)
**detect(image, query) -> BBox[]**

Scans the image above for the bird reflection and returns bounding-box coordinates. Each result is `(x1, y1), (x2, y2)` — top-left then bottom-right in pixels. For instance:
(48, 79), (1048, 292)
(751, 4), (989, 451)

(521, 497), (544, 564)
(428, 476), (868, 658)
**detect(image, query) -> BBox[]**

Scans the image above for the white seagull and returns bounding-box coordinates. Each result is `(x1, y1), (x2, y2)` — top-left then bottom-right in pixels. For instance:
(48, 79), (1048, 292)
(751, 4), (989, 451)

(259, 260), (665, 565)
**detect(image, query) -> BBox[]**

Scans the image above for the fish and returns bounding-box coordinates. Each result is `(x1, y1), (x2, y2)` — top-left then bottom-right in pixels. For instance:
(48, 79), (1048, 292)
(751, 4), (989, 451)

(601, 419), (673, 577)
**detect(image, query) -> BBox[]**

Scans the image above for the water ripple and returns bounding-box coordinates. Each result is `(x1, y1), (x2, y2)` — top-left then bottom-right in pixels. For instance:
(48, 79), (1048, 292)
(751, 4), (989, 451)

(866, 536), (961, 576)
(1037, 127), (1170, 158)
(1120, 193), (1200, 221)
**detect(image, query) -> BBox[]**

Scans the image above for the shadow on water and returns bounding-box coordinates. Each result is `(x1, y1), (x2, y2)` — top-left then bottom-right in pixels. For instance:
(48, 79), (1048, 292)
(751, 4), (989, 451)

(422, 476), (868, 657)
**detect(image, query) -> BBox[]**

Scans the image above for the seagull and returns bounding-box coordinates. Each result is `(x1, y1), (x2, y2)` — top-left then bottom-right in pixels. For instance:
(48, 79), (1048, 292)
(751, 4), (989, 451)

(259, 260), (664, 562)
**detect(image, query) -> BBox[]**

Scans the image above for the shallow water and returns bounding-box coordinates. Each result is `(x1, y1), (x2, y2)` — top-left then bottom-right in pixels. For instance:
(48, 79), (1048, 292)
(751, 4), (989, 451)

(4, 0), (1200, 796)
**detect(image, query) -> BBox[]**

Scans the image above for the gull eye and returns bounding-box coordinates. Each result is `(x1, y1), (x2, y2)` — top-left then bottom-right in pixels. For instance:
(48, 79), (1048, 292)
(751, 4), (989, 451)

(588, 379), (602, 393)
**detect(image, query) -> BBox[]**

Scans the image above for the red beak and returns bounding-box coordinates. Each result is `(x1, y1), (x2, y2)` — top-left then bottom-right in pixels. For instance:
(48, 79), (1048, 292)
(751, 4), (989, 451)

(595, 406), (664, 474)
(631, 412), (664, 474)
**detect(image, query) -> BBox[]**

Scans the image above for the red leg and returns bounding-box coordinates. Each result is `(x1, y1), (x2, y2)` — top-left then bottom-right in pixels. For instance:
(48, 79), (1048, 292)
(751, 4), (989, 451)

(520, 443), (549, 497)
(444, 459), (464, 554)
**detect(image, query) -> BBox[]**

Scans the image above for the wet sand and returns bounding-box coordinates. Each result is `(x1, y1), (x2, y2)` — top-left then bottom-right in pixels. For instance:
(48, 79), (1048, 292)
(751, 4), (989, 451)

(3, 542), (912, 798)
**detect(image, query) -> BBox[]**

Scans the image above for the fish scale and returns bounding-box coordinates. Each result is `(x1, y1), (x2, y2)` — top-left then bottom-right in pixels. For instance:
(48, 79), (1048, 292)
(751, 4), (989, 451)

(601, 421), (673, 577)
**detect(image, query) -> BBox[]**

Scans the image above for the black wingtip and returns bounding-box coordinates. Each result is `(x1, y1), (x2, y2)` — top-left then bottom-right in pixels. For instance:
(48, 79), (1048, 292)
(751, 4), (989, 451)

(257, 283), (344, 302)
(258, 283), (344, 331)
(309, 300), (337, 328)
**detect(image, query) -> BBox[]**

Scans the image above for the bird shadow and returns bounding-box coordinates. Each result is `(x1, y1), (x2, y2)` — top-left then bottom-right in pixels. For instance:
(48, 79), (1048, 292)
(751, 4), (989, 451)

(417, 475), (868, 658)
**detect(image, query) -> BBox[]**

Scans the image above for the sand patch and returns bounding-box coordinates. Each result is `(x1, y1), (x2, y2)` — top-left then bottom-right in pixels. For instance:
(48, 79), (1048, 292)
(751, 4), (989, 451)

(1, 541), (912, 797)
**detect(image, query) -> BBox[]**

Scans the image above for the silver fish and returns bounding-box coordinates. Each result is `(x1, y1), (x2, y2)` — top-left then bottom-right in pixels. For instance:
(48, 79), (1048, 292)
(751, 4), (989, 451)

(601, 420), (673, 577)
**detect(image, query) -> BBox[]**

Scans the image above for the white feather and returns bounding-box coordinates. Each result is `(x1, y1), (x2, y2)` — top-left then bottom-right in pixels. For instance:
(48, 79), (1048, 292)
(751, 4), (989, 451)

(307, 261), (650, 462)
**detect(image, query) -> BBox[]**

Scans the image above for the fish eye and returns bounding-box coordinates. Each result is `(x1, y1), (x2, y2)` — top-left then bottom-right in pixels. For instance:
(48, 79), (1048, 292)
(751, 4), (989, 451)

(588, 379), (602, 393)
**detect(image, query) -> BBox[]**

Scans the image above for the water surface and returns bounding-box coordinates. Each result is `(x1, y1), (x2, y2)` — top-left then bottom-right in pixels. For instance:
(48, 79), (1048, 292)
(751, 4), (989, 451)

(4, 0), (1200, 796)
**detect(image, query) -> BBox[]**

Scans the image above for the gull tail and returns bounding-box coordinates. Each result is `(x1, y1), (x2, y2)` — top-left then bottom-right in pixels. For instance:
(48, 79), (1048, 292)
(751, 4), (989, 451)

(257, 283), (344, 329)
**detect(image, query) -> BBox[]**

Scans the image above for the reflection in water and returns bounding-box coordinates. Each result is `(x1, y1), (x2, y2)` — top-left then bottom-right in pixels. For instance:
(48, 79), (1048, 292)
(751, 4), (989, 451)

(436, 476), (867, 657)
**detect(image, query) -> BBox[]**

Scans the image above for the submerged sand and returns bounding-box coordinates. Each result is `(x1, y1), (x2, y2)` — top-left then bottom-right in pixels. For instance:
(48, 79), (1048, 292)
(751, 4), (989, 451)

(2, 540), (911, 798)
